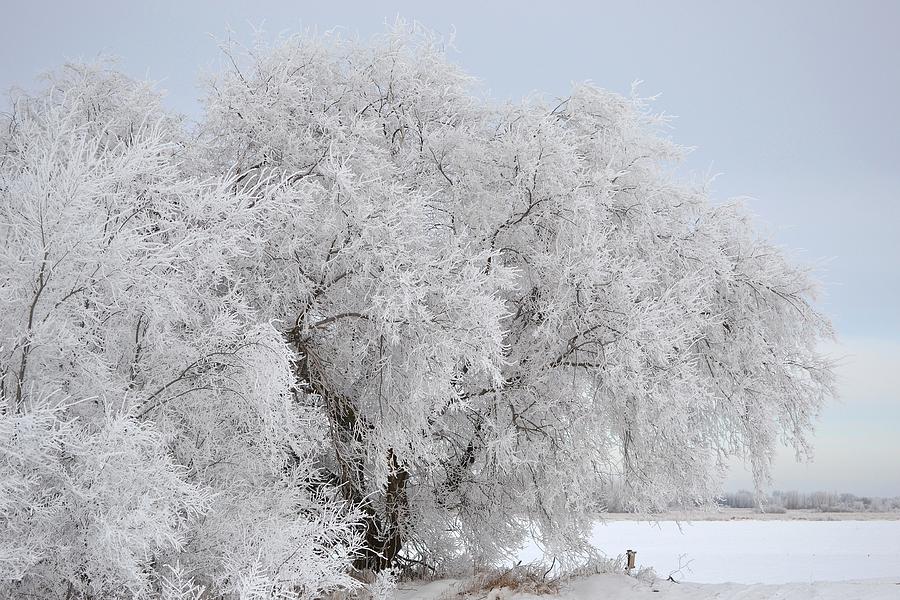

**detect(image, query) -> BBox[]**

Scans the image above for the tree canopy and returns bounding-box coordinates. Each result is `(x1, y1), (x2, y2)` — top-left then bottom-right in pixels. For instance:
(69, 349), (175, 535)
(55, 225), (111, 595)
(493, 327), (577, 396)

(0, 24), (835, 599)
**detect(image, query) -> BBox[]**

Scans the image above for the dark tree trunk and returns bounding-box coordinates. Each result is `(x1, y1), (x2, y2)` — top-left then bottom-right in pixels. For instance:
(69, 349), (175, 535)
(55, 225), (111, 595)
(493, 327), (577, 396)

(351, 453), (409, 571)
(290, 327), (409, 572)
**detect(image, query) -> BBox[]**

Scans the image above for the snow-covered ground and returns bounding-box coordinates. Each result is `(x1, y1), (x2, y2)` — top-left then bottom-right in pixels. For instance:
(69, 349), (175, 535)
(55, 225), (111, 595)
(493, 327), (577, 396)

(519, 519), (900, 584)
(393, 518), (900, 600)
(394, 574), (900, 600)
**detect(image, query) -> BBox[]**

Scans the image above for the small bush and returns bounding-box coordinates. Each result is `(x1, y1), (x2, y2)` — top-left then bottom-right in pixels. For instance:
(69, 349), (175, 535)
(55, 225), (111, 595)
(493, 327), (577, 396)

(756, 505), (787, 514)
(819, 506), (854, 513)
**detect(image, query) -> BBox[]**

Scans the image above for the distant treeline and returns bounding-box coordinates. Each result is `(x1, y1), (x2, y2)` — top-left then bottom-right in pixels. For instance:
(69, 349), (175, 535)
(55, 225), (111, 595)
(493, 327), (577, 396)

(718, 489), (900, 512)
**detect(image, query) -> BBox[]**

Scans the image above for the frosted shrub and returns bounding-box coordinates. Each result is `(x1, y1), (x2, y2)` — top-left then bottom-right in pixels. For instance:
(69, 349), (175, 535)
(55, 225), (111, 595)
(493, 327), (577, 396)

(0, 397), (208, 598)
(0, 63), (360, 598)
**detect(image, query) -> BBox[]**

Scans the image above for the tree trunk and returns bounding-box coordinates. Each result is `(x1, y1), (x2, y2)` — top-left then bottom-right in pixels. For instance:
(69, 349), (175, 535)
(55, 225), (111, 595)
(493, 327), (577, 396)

(291, 328), (409, 572)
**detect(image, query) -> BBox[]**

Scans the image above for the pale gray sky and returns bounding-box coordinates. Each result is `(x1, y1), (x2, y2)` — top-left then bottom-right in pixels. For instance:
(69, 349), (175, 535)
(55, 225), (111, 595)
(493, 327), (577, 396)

(2, 0), (897, 495)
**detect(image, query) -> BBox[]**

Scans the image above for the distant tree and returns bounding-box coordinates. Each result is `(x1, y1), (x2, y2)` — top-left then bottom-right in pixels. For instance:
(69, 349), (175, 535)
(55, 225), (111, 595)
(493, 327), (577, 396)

(725, 489), (900, 512)
(721, 490), (756, 509)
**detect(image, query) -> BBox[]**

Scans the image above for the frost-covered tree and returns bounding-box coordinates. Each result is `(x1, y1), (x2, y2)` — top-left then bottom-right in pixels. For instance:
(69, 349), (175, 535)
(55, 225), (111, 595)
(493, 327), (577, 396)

(1, 22), (836, 596)
(196, 23), (835, 571)
(0, 64), (360, 599)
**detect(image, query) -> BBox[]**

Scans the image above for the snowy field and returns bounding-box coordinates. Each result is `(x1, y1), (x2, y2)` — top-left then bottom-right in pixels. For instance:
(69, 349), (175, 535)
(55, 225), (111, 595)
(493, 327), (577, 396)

(521, 519), (900, 584)
(392, 518), (900, 599)
(395, 575), (900, 600)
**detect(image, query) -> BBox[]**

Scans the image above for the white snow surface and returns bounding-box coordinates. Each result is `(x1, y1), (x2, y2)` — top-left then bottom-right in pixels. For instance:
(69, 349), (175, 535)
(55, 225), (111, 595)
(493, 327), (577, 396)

(393, 519), (900, 600)
(521, 519), (900, 584)
(394, 574), (900, 600)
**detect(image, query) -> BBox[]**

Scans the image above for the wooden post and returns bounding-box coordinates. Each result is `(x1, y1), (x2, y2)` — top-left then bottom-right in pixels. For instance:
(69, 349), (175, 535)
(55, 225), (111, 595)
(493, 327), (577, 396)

(626, 549), (636, 572)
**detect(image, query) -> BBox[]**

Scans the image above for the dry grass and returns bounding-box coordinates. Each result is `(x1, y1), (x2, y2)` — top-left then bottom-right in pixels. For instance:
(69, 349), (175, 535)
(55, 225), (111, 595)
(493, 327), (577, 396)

(450, 563), (561, 598)
(447, 555), (642, 598)
(330, 555), (648, 599)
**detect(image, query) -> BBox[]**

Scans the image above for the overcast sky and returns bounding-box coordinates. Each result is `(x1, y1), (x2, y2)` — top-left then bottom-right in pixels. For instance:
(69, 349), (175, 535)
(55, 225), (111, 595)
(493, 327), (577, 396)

(2, 0), (897, 495)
